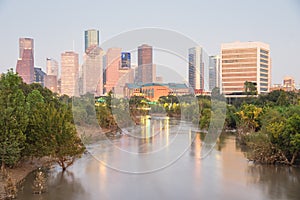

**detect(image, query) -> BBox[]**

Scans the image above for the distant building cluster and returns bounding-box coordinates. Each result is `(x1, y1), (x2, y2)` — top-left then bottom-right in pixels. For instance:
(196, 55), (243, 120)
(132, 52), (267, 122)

(14, 29), (297, 101)
(271, 76), (297, 92)
(124, 83), (190, 101)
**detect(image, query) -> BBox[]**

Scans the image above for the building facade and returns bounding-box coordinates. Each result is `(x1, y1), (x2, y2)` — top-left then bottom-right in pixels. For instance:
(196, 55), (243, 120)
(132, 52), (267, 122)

(221, 41), (271, 95)
(283, 76), (296, 91)
(19, 38), (34, 59)
(121, 52), (131, 69)
(209, 55), (221, 91)
(16, 38), (34, 84)
(61, 51), (79, 96)
(84, 29), (99, 52)
(45, 58), (59, 93)
(34, 67), (46, 87)
(45, 75), (58, 93)
(82, 46), (104, 96)
(104, 48), (122, 94)
(188, 46), (204, 91)
(46, 58), (58, 76)
(137, 44), (155, 83)
(124, 83), (189, 101)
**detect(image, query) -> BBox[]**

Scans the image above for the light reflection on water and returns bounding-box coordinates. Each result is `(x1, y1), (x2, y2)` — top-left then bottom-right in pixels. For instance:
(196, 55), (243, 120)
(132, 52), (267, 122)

(17, 118), (300, 200)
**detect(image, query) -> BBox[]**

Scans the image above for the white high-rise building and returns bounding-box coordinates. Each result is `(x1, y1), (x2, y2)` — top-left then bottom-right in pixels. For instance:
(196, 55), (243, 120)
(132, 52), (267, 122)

(82, 46), (105, 96)
(45, 58), (59, 93)
(46, 58), (58, 76)
(61, 51), (79, 97)
(221, 41), (271, 95)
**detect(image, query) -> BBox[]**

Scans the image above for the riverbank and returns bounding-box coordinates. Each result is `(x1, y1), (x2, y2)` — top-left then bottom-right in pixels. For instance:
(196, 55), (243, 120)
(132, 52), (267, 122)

(0, 158), (51, 200)
(0, 126), (116, 199)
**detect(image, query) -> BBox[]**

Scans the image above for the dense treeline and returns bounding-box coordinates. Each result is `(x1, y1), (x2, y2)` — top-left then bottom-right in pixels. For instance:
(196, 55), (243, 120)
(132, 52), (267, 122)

(0, 70), (85, 171)
(229, 90), (300, 165)
(149, 89), (300, 165)
(52, 76), (300, 166)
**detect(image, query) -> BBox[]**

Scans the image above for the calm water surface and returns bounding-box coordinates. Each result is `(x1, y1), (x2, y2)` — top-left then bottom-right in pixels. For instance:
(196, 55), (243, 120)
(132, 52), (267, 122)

(18, 118), (300, 200)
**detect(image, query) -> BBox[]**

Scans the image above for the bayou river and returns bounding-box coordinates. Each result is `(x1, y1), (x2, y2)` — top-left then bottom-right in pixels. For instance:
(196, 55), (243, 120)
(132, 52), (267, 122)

(18, 118), (300, 200)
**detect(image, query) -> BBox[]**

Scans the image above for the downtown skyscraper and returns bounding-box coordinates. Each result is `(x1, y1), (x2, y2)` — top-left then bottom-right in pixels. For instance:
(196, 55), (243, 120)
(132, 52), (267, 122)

(137, 44), (155, 83)
(221, 41), (271, 95)
(81, 29), (105, 96)
(84, 29), (99, 52)
(82, 46), (104, 96)
(61, 51), (79, 96)
(104, 47), (122, 94)
(188, 46), (204, 91)
(16, 38), (34, 84)
(209, 55), (221, 91)
(45, 58), (59, 93)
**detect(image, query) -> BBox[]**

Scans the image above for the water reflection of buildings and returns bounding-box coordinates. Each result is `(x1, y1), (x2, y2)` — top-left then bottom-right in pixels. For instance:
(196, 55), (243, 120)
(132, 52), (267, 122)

(139, 116), (170, 153)
(190, 132), (202, 158)
(189, 132), (202, 179)
(220, 136), (249, 189)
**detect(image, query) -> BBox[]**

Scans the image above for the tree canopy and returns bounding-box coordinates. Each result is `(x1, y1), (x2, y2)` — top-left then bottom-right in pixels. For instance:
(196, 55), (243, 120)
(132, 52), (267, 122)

(0, 70), (85, 171)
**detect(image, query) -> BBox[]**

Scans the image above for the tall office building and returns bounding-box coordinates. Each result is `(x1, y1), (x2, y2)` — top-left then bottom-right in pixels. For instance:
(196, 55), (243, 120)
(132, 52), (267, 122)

(19, 38), (34, 58)
(61, 51), (79, 96)
(82, 46), (105, 96)
(84, 29), (99, 52)
(116, 52), (134, 97)
(46, 58), (58, 76)
(45, 58), (59, 93)
(34, 67), (46, 87)
(16, 38), (34, 84)
(221, 41), (271, 95)
(209, 55), (221, 91)
(137, 44), (155, 83)
(121, 52), (131, 69)
(188, 46), (204, 91)
(104, 48), (122, 94)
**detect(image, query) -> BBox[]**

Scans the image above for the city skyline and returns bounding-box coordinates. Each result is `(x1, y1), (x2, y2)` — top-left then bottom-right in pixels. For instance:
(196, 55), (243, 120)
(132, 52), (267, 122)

(12, 35), (298, 97)
(8, 32), (299, 88)
(0, 0), (299, 85)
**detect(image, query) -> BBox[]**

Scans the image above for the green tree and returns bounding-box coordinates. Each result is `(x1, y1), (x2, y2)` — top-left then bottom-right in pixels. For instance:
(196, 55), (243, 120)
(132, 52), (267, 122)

(225, 105), (238, 129)
(200, 108), (211, 129)
(246, 105), (300, 165)
(266, 112), (300, 165)
(244, 81), (257, 95)
(236, 104), (263, 134)
(0, 70), (28, 168)
(276, 91), (289, 106)
(52, 104), (85, 171)
(23, 90), (55, 158)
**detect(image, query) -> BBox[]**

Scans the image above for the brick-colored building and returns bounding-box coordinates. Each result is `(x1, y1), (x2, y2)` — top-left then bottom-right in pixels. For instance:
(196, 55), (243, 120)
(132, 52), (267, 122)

(16, 38), (34, 84)
(137, 44), (155, 83)
(124, 83), (189, 101)
(104, 48), (121, 94)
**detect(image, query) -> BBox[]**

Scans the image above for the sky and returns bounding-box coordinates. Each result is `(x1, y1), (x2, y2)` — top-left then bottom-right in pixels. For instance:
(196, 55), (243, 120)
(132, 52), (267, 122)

(0, 0), (299, 85)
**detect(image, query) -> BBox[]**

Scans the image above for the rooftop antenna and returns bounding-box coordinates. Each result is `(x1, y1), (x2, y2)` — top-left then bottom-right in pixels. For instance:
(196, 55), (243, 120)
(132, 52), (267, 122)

(72, 40), (75, 51)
